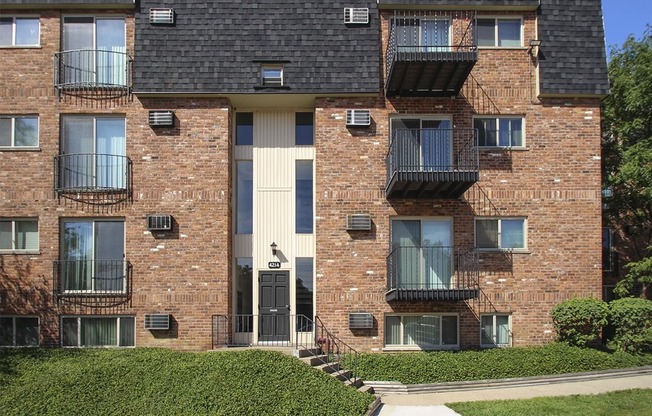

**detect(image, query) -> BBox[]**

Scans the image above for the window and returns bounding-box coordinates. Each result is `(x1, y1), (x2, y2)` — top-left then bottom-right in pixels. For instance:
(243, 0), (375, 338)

(474, 117), (523, 147)
(481, 314), (511, 347)
(385, 314), (458, 349)
(236, 161), (253, 234)
(603, 227), (614, 272)
(0, 17), (39, 46)
(0, 316), (39, 347)
(477, 18), (521, 47)
(261, 65), (283, 86)
(59, 116), (127, 190)
(0, 219), (38, 252)
(395, 17), (450, 51)
(476, 218), (526, 250)
(0, 116), (39, 148)
(295, 113), (314, 146)
(235, 258), (253, 332)
(296, 258), (314, 331)
(296, 160), (313, 234)
(60, 219), (125, 293)
(62, 316), (134, 347)
(61, 17), (127, 86)
(236, 113), (253, 145)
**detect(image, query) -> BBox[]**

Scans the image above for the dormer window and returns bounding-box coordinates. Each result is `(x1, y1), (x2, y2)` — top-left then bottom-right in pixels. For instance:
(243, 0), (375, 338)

(261, 65), (283, 86)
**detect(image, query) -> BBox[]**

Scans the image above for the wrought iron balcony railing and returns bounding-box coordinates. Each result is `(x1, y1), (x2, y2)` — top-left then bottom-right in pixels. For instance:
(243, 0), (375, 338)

(53, 49), (132, 98)
(54, 260), (131, 307)
(386, 246), (479, 301)
(54, 153), (132, 205)
(386, 128), (479, 198)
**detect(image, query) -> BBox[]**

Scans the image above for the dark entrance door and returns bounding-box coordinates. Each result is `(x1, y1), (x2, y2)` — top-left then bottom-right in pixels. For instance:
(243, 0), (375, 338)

(259, 271), (290, 342)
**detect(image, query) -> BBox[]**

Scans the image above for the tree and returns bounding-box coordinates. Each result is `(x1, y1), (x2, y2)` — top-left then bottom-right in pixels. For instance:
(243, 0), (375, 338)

(602, 27), (652, 298)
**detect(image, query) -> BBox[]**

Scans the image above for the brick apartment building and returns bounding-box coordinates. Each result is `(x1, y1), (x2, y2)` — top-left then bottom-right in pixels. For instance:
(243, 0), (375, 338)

(0, 0), (609, 351)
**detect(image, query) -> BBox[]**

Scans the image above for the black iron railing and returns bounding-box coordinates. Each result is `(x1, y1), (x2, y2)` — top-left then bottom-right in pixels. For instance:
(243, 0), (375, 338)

(386, 128), (478, 184)
(386, 10), (477, 89)
(211, 314), (314, 349)
(54, 153), (132, 204)
(54, 260), (131, 307)
(312, 316), (359, 386)
(387, 246), (479, 291)
(53, 49), (132, 98)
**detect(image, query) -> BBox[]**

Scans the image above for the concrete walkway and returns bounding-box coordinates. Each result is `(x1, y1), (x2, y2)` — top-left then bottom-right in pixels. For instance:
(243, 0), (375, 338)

(371, 368), (652, 416)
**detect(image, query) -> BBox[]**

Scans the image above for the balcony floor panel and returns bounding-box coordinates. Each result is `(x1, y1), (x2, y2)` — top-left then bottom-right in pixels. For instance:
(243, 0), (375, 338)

(386, 170), (479, 199)
(386, 288), (479, 301)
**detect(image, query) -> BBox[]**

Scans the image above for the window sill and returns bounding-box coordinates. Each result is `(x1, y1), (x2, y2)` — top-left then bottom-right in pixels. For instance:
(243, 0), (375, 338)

(0, 250), (40, 255)
(477, 249), (530, 254)
(478, 46), (527, 50)
(382, 345), (459, 352)
(0, 147), (41, 152)
(0, 45), (41, 49)
(478, 146), (528, 151)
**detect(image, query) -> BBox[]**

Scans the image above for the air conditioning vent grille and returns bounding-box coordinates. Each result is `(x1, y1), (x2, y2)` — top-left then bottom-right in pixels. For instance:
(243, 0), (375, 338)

(346, 214), (372, 231)
(148, 110), (174, 127)
(344, 8), (369, 24)
(349, 313), (373, 329)
(149, 8), (174, 24)
(147, 215), (172, 231)
(144, 314), (170, 330)
(346, 109), (371, 126)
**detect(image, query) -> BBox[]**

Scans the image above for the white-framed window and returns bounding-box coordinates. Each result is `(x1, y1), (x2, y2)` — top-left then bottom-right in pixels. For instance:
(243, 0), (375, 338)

(61, 316), (135, 347)
(473, 116), (524, 148)
(475, 218), (526, 251)
(476, 17), (522, 47)
(0, 316), (39, 347)
(60, 219), (125, 293)
(0, 219), (38, 253)
(385, 314), (458, 349)
(0, 116), (39, 148)
(481, 314), (511, 347)
(261, 65), (283, 86)
(0, 17), (40, 46)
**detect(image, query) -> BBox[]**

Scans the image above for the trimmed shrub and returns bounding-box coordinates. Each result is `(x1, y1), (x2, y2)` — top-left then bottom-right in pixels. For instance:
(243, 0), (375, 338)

(608, 297), (652, 353)
(551, 297), (608, 347)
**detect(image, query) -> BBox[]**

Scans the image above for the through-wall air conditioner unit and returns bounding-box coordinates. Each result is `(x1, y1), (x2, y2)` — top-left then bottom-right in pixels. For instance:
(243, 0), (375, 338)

(148, 110), (174, 127)
(144, 314), (170, 330)
(147, 215), (173, 231)
(346, 214), (372, 231)
(346, 109), (371, 126)
(344, 8), (369, 24)
(149, 8), (175, 24)
(349, 313), (373, 329)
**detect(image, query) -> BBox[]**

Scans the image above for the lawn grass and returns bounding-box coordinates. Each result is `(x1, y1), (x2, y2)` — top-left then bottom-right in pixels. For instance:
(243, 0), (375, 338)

(447, 389), (652, 416)
(0, 348), (375, 416)
(356, 343), (652, 384)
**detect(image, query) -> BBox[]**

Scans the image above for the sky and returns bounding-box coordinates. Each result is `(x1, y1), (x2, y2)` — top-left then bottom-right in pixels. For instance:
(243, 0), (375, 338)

(602, 0), (651, 56)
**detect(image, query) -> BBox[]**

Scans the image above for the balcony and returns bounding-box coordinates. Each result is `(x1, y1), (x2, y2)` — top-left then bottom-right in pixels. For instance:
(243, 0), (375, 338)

(54, 153), (132, 205)
(53, 260), (132, 307)
(385, 10), (477, 97)
(53, 49), (132, 99)
(386, 246), (479, 301)
(386, 128), (479, 198)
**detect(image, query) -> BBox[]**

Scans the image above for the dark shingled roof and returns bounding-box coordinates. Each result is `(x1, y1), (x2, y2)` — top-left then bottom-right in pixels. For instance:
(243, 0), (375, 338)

(0, 0), (134, 8)
(134, 0), (380, 94)
(538, 0), (610, 96)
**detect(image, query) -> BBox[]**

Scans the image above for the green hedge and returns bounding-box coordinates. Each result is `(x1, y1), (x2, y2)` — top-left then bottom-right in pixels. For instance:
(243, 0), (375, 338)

(608, 297), (652, 353)
(0, 349), (374, 416)
(551, 297), (609, 347)
(356, 343), (652, 384)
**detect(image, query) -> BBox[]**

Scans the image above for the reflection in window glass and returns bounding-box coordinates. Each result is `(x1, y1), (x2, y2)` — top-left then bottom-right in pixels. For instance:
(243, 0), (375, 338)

(295, 113), (314, 146)
(236, 161), (253, 234)
(236, 113), (253, 145)
(296, 258), (314, 331)
(296, 161), (313, 234)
